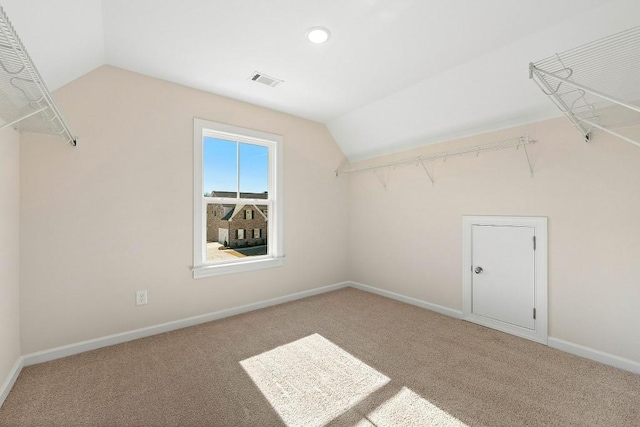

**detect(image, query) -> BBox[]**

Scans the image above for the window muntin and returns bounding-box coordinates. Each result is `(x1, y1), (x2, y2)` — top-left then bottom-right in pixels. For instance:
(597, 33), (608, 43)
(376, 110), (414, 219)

(194, 119), (283, 277)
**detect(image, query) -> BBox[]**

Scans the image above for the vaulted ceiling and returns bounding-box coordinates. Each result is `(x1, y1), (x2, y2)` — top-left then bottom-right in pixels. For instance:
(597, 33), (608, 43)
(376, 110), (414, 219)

(3, 0), (637, 160)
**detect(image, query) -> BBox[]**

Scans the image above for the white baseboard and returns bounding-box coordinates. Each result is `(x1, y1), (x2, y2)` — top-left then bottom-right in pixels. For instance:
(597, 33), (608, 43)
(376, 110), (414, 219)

(23, 282), (350, 366)
(548, 337), (640, 375)
(349, 281), (640, 375)
(17, 281), (640, 379)
(348, 281), (463, 319)
(0, 357), (24, 408)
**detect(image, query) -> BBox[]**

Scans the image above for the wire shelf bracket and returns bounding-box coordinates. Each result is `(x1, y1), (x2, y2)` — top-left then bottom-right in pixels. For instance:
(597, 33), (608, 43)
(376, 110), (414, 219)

(0, 5), (76, 145)
(530, 25), (640, 148)
(336, 135), (535, 187)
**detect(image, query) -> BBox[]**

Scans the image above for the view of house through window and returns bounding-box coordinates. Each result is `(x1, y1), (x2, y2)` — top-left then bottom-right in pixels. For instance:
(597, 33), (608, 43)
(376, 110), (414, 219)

(194, 118), (282, 278)
(203, 137), (270, 262)
(206, 202), (269, 260)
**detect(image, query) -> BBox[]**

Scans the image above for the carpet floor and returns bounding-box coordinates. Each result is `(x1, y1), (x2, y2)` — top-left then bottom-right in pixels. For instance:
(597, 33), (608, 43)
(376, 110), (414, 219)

(0, 287), (638, 426)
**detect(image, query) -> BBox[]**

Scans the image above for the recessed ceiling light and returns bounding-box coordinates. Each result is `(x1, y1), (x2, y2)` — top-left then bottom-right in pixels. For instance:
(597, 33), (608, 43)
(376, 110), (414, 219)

(306, 27), (331, 44)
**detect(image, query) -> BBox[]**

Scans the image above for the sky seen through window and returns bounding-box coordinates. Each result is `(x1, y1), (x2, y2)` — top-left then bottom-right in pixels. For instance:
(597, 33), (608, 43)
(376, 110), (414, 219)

(203, 137), (268, 196)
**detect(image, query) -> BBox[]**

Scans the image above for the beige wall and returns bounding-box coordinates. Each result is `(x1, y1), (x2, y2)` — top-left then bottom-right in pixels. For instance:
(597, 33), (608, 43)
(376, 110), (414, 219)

(347, 118), (640, 364)
(14, 65), (640, 367)
(0, 127), (21, 385)
(19, 66), (349, 354)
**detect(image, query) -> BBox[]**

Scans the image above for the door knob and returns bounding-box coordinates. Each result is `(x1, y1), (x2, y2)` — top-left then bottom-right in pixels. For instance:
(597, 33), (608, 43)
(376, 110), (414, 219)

(474, 266), (483, 274)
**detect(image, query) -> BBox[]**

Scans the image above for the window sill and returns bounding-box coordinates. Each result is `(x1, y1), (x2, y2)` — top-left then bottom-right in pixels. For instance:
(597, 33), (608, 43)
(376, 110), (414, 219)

(192, 257), (284, 278)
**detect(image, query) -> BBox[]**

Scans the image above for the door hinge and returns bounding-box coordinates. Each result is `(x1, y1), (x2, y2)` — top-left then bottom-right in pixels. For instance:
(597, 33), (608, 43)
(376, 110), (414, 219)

(533, 308), (536, 320)
(533, 236), (536, 250)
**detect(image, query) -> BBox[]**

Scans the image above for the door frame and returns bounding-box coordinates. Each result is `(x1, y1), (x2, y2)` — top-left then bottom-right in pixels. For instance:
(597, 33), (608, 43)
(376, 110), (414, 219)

(462, 216), (548, 344)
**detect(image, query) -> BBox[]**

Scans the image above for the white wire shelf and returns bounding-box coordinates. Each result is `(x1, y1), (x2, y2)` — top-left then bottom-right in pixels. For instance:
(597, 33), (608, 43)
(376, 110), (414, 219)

(530, 25), (640, 148)
(0, 6), (76, 145)
(336, 136), (534, 187)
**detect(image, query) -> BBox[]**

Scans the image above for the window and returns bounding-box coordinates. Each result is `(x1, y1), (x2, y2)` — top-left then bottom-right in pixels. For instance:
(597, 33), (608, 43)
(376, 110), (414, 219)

(193, 118), (283, 278)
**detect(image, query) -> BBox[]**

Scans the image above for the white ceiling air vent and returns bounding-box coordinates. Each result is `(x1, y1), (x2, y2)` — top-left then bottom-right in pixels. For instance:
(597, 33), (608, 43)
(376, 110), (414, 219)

(249, 72), (283, 88)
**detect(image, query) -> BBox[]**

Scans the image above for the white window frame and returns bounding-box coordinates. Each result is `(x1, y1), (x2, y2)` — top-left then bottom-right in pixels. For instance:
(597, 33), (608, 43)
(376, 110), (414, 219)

(193, 118), (284, 278)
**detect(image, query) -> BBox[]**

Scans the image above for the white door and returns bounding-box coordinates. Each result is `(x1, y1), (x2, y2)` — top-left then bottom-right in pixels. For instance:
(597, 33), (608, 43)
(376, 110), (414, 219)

(472, 225), (535, 330)
(218, 228), (229, 245)
(462, 216), (547, 344)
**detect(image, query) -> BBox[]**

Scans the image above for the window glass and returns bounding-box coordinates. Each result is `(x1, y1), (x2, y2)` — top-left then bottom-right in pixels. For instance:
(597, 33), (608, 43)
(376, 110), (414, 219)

(203, 137), (237, 197)
(239, 143), (268, 199)
(194, 118), (283, 278)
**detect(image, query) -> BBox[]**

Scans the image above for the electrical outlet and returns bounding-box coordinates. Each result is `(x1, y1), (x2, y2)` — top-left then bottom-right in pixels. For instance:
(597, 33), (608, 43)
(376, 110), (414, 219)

(136, 290), (148, 306)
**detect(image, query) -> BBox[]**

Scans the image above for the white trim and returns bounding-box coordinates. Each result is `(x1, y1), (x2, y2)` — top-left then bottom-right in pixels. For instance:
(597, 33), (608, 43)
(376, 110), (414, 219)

(9, 281), (638, 388)
(254, 205), (268, 221)
(193, 256), (283, 278)
(0, 357), (23, 408)
(548, 337), (640, 375)
(350, 282), (640, 374)
(462, 215), (548, 344)
(348, 281), (463, 319)
(22, 282), (350, 366)
(192, 118), (284, 278)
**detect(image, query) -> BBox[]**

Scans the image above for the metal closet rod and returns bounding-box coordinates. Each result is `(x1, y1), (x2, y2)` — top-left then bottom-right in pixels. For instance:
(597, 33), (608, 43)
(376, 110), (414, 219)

(0, 6), (76, 145)
(531, 67), (640, 115)
(530, 66), (640, 148)
(538, 26), (640, 64)
(529, 25), (640, 148)
(336, 135), (533, 177)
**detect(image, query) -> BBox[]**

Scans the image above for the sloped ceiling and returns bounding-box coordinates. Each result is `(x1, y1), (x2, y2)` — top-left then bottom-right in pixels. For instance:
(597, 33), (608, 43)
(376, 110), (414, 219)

(2, 0), (638, 160)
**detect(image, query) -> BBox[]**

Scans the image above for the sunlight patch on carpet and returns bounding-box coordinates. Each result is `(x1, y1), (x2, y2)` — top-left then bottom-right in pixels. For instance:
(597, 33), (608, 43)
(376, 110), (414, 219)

(240, 333), (390, 427)
(365, 386), (468, 426)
